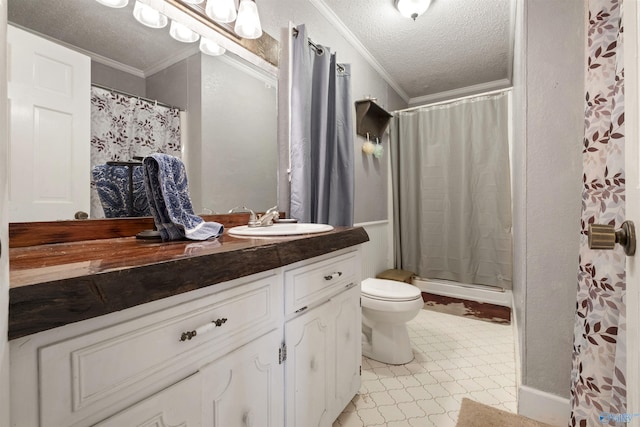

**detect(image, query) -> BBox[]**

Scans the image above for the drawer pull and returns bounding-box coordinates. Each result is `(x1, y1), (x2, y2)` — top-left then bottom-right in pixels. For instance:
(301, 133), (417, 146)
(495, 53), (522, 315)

(324, 272), (343, 281)
(295, 306), (308, 313)
(180, 318), (228, 342)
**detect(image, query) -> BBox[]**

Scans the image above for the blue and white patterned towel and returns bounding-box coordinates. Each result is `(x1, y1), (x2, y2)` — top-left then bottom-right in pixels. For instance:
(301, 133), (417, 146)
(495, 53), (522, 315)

(93, 164), (151, 218)
(142, 154), (223, 241)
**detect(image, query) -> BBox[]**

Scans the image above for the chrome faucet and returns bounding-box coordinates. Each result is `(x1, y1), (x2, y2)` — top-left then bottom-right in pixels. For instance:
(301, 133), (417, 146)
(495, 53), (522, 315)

(254, 206), (280, 227)
(228, 205), (279, 227)
(228, 206), (259, 227)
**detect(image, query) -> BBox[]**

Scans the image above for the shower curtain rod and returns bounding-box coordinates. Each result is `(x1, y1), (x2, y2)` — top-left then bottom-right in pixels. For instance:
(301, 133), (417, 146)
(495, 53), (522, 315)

(292, 27), (346, 73)
(91, 83), (184, 112)
(393, 87), (512, 114)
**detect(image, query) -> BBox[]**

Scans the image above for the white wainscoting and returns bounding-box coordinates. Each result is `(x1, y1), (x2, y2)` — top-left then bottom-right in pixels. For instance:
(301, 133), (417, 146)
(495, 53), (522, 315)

(354, 220), (393, 280)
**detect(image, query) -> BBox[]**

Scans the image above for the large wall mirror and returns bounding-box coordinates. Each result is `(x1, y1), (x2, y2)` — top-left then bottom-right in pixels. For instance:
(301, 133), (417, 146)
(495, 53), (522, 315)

(7, 0), (279, 222)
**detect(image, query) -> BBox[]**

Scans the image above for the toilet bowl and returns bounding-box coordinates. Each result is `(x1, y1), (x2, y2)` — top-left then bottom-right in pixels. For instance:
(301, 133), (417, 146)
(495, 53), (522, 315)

(361, 278), (423, 365)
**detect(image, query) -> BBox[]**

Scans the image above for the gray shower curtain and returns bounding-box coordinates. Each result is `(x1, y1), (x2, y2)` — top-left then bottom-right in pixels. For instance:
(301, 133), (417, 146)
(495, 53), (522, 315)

(289, 25), (354, 226)
(390, 92), (512, 289)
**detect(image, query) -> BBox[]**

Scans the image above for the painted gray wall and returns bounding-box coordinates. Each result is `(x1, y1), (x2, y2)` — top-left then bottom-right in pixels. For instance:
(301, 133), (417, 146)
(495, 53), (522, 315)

(147, 53), (277, 214)
(91, 61), (145, 97)
(512, 0), (584, 400)
(259, 0), (407, 223)
(200, 55), (278, 213)
(147, 54), (204, 212)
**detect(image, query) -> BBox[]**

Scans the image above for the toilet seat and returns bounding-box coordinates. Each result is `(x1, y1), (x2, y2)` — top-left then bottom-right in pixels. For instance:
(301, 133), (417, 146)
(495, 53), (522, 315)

(362, 278), (421, 302)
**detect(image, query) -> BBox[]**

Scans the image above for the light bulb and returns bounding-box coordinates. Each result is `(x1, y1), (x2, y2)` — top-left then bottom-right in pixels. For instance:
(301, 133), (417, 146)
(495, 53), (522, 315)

(133, 1), (168, 28)
(205, 0), (237, 23)
(200, 38), (226, 56)
(169, 20), (200, 43)
(181, 0), (204, 3)
(395, 0), (432, 20)
(95, 0), (128, 8)
(234, 0), (262, 40)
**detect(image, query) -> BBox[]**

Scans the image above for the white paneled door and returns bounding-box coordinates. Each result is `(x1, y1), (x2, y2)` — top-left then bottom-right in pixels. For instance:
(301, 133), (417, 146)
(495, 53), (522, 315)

(7, 25), (90, 222)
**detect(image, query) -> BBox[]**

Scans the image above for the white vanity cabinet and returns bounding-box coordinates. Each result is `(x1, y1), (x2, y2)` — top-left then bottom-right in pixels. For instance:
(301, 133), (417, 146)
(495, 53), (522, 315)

(10, 272), (283, 427)
(200, 329), (284, 427)
(283, 250), (362, 427)
(9, 247), (363, 427)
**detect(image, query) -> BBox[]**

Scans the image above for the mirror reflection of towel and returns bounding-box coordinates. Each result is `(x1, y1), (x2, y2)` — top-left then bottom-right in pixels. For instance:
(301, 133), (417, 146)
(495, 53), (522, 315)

(93, 164), (151, 218)
(142, 153), (224, 241)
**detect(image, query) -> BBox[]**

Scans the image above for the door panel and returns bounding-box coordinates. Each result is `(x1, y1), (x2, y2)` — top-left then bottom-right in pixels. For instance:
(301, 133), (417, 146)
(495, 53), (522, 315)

(201, 329), (284, 427)
(330, 285), (361, 420)
(94, 373), (202, 427)
(7, 25), (90, 221)
(285, 303), (332, 427)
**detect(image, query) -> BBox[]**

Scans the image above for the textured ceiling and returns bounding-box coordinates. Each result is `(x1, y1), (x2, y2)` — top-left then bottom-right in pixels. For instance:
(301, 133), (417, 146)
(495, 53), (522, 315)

(8, 0), (514, 101)
(8, 0), (193, 75)
(319, 0), (514, 101)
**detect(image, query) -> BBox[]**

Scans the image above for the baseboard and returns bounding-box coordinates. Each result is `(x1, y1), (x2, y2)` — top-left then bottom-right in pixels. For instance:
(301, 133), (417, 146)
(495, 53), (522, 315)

(511, 293), (522, 392)
(518, 385), (570, 426)
(414, 278), (512, 307)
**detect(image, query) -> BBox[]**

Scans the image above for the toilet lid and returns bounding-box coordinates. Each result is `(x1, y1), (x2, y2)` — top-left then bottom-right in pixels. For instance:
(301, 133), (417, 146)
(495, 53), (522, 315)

(361, 278), (422, 301)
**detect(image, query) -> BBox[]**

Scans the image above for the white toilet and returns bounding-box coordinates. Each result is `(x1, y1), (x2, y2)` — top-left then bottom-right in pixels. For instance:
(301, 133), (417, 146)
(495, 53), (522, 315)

(361, 278), (424, 365)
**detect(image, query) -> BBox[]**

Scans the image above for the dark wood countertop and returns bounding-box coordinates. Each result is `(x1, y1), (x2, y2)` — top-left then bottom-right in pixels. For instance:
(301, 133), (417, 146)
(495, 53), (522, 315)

(9, 227), (369, 340)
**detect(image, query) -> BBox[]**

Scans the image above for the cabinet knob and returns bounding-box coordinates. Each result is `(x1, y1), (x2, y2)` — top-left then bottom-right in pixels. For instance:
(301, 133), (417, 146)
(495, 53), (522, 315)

(324, 272), (343, 281)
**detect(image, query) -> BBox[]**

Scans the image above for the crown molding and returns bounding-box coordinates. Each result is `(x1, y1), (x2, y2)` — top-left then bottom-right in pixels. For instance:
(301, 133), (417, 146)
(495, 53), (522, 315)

(408, 78), (512, 107)
(308, 0), (410, 103)
(216, 54), (278, 87)
(8, 23), (146, 78)
(89, 52), (146, 78)
(143, 45), (200, 77)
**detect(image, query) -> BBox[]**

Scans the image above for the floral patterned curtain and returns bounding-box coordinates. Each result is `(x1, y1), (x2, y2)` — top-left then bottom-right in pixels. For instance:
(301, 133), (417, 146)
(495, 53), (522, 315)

(90, 86), (182, 218)
(570, 0), (626, 425)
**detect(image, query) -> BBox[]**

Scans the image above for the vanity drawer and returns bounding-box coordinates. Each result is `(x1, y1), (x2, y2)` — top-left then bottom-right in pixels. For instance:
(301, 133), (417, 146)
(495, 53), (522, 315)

(284, 251), (359, 315)
(38, 274), (281, 427)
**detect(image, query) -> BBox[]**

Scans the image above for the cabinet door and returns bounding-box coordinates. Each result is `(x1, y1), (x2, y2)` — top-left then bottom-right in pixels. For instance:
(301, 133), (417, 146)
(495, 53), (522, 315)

(94, 373), (201, 427)
(201, 329), (284, 427)
(285, 302), (333, 427)
(330, 284), (362, 420)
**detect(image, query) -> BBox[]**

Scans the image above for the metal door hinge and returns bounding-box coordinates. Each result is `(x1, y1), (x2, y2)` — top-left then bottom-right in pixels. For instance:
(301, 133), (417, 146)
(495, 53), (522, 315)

(279, 343), (287, 364)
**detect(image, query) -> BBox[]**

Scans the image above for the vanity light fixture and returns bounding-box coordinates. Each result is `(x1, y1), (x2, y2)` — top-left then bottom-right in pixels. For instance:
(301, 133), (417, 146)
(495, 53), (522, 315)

(181, 0), (204, 3)
(170, 20), (201, 42)
(205, 0), (237, 23)
(133, 1), (168, 28)
(95, 0), (129, 8)
(234, 0), (263, 39)
(395, 0), (432, 20)
(199, 37), (226, 56)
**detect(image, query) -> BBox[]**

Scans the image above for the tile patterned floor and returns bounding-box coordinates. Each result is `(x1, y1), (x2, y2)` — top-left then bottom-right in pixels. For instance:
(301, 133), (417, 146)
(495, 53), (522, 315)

(334, 308), (517, 427)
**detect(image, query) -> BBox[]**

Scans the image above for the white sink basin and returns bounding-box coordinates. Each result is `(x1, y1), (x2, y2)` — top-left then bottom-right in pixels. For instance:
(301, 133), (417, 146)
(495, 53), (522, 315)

(228, 223), (334, 237)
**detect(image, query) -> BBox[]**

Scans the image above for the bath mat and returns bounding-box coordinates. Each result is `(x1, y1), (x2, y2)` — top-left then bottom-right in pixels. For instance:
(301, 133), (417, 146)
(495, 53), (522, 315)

(422, 292), (511, 324)
(456, 398), (557, 427)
